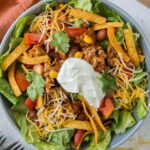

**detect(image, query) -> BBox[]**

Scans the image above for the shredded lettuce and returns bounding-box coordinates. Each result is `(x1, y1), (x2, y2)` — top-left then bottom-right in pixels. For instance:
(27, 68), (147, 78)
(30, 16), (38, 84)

(92, 1), (123, 22)
(42, 1), (57, 10)
(136, 99), (148, 120)
(13, 112), (41, 144)
(0, 78), (21, 105)
(70, 0), (92, 11)
(36, 142), (65, 150)
(116, 28), (124, 43)
(87, 130), (111, 150)
(114, 110), (136, 134)
(73, 19), (84, 27)
(48, 130), (74, 146)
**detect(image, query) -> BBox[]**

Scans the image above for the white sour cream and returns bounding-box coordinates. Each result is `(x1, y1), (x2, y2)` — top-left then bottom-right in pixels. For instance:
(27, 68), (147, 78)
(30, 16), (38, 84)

(57, 58), (105, 108)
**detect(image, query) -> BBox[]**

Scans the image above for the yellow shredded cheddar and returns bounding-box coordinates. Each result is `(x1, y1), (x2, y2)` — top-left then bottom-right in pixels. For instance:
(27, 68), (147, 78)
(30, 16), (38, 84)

(82, 102), (98, 144)
(123, 29), (140, 66)
(70, 8), (106, 25)
(18, 55), (49, 65)
(78, 95), (107, 132)
(93, 22), (123, 31)
(107, 27), (130, 62)
(8, 62), (22, 97)
(1, 41), (30, 71)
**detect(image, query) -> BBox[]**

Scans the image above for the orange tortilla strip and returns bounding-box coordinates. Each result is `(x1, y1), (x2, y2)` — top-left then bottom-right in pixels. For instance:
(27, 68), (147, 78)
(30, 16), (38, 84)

(63, 120), (93, 131)
(123, 29), (140, 66)
(93, 22), (123, 31)
(107, 27), (130, 62)
(8, 62), (22, 97)
(78, 95), (106, 132)
(18, 55), (49, 65)
(1, 41), (30, 71)
(82, 102), (98, 144)
(70, 8), (106, 25)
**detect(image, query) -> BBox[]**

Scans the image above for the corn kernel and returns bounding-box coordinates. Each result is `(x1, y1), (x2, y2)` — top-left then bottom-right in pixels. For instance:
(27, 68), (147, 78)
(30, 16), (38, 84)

(36, 96), (43, 110)
(83, 35), (93, 44)
(74, 52), (83, 58)
(49, 70), (58, 79)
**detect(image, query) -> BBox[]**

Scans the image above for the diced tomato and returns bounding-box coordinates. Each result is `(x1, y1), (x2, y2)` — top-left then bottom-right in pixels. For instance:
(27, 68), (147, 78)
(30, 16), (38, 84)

(24, 33), (45, 45)
(66, 28), (85, 37)
(99, 97), (114, 119)
(15, 70), (29, 92)
(25, 97), (36, 109)
(74, 129), (86, 146)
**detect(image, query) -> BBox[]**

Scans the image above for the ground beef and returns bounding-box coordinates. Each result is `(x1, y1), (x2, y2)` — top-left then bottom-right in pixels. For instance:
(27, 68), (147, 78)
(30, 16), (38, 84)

(83, 45), (107, 72)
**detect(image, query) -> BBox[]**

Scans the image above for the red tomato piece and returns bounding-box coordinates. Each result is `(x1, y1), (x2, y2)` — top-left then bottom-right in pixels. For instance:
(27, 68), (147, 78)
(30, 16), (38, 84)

(25, 97), (36, 109)
(99, 97), (114, 119)
(74, 129), (86, 146)
(24, 33), (45, 45)
(15, 70), (29, 92)
(66, 28), (85, 37)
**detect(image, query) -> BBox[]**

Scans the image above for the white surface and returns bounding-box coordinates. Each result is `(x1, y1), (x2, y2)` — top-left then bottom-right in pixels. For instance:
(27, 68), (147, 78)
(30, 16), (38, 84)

(0, 0), (150, 150)
(57, 58), (104, 108)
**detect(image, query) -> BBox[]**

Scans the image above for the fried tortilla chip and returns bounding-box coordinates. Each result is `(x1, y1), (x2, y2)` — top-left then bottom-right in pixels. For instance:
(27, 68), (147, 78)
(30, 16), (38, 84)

(8, 62), (22, 97)
(70, 8), (106, 25)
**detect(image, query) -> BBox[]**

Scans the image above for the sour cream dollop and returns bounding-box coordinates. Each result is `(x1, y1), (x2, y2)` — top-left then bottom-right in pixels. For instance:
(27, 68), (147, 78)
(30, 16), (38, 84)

(57, 58), (105, 108)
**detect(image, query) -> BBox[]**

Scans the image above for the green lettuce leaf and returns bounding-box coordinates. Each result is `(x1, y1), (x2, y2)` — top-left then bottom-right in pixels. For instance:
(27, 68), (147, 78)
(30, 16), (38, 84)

(36, 142), (64, 150)
(87, 130), (111, 150)
(114, 110), (136, 134)
(136, 99), (147, 120)
(110, 110), (120, 131)
(93, 1), (123, 22)
(51, 32), (70, 53)
(0, 38), (22, 66)
(11, 93), (27, 113)
(116, 28), (124, 43)
(69, 0), (92, 11)
(13, 112), (40, 144)
(48, 130), (74, 146)
(12, 15), (35, 38)
(26, 71), (45, 100)
(0, 78), (20, 105)
(73, 19), (84, 27)
(41, 1), (57, 10)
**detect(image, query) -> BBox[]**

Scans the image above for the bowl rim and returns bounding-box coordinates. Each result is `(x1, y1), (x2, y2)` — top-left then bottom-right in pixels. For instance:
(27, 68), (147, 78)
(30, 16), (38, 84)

(0, 0), (150, 149)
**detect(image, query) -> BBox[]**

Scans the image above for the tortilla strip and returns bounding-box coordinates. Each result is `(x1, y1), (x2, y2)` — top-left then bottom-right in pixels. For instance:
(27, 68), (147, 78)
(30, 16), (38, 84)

(78, 95), (106, 132)
(123, 29), (139, 66)
(70, 8), (106, 25)
(8, 62), (22, 97)
(18, 55), (49, 65)
(107, 27), (130, 62)
(77, 131), (92, 149)
(82, 102), (98, 144)
(93, 22), (123, 31)
(63, 120), (93, 131)
(1, 41), (30, 71)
